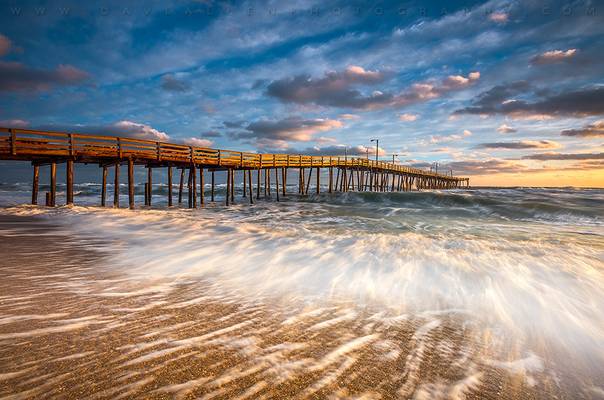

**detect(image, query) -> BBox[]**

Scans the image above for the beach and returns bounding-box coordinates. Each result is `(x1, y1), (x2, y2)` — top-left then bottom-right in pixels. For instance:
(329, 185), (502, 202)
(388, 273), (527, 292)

(0, 188), (603, 399)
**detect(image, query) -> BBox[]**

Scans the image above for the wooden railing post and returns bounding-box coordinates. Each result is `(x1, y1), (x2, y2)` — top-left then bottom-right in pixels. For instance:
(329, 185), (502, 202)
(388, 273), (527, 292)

(68, 134), (74, 156)
(156, 142), (161, 161)
(117, 137), (122, 158)
(9, 129), (16, 156)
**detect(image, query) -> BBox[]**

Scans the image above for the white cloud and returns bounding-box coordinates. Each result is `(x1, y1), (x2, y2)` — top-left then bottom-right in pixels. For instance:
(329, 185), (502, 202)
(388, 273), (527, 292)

(399, 113), (418, 122)
(339, 113), (360, 120)
(113, 120), (170, 141)
(184, 137), (213, 147)
(0, 119), (29, 128)
(497, 124), (516, 133)
(430, 130), (472, 144)
(488, 12), (509, 23)
(531, 49), (577, 65)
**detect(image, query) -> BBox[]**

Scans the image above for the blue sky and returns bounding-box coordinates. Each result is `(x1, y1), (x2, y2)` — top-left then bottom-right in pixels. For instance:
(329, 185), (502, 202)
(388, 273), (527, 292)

(0, 0), (603, 185)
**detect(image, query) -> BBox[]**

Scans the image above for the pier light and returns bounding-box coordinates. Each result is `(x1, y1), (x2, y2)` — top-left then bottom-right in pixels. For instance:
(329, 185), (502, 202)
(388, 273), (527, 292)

(370, 138), (379, 162)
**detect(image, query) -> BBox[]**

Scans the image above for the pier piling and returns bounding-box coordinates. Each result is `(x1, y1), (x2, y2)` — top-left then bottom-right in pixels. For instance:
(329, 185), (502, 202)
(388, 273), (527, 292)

(113, 163), (119, 208)
(167, 166), (173, 207)
(128, 159), (134, 209)
(32, 164), (39, 205)
(101, 165), (107, 207)
(66, 160), (74, 205)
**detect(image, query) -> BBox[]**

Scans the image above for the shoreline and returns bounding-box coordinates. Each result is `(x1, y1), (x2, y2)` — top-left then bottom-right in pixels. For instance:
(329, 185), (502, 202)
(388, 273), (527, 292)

(0, 212), (601, 398)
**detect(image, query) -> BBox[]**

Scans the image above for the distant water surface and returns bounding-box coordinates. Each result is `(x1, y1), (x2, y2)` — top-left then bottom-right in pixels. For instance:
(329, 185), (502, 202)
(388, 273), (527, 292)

(0, 187), (602, 398)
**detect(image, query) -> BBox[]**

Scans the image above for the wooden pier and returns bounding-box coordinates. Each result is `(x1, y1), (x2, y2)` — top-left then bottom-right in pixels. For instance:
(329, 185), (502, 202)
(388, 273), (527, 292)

(0, 127), (469, 208)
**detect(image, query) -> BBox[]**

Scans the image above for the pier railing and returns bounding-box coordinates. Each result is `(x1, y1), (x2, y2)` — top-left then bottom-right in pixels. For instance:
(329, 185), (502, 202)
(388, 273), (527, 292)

(0, 127), (463, 181)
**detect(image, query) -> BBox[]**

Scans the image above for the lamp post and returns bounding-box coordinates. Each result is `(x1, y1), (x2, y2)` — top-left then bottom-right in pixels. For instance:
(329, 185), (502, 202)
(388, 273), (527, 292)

(370, 139), (379, 162)
(392, 154), (398, 164)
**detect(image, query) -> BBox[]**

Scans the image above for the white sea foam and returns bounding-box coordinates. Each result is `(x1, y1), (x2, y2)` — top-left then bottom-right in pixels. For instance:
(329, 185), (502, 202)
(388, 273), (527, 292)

(1, 188), (603, 396)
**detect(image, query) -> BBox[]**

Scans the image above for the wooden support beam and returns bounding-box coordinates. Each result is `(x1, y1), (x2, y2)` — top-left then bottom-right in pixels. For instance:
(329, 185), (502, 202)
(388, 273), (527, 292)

(316, 167), (320, 194)
(113, 163), (119, 208)
(101, 165), (107, 207)
(275, 168), (280, 202)
(199, 167), (204, 206)
(187, 168), (193, 208)
(267, 168), (271, 197)
(248, 170), (254, 205)
(211, 170), (215, 202)
(226, 169), (231, 206)
(256, 168), (261, 199)
(66, 160), (74, 205)
(178, 168), (185, 205)
(128, 159), (134, 209)
(282, 167), (286, 196)
(306, 167), (312, 195)
(335, 168), (340, 192)
(32, 165), (39, 205)
(50, 162), (57, 206)
(242, 169), (246, 198)
(192, 165), (197, 208)
(147, 166), (153, 206)
(167, 166), (173, 207)
(230, 167), (234, 204)
(328, 167), (333, 193)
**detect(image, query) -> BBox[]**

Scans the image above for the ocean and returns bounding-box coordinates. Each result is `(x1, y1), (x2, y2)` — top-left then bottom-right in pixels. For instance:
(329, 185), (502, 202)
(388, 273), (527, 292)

(0, 184), (603, 398)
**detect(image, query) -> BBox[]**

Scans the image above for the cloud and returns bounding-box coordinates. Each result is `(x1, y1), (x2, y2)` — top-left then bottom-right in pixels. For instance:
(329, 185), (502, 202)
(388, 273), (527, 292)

(399, 113), (418, 122)
(279, 144), (386, 157)
(409, 159), (530, 175)
(35, 121), (170, 141)
(184, 137), (213, 147)
(0, 119), (29, 128)
(339, 113), (360, 120)
(267, 67), (479, 110)
(389, 72), (480, 108)
(522, 152), (604, 161)
(488, 12), (509, 23)
(497, 124), (516, 133)
(531, 49), (577, 65)
(223, 120), (245, 128)
(561, 120), (604, 138)
(161, 74), (191, 92)
(0, 61), (89, 92)
(266, 65), (389, 110)
(0, 34), (11, 57)
(476, 140), (561, 150)
(430, 129), (472, 144)
(110, 121), (170, 141)
(455, 84), (604, 118)
(202, 130), (222, 138)
(231, 117), (343, 149)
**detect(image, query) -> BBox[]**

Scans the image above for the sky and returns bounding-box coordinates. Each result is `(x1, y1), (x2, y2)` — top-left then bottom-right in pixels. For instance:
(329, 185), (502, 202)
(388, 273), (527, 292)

(0, 0), (603, 187)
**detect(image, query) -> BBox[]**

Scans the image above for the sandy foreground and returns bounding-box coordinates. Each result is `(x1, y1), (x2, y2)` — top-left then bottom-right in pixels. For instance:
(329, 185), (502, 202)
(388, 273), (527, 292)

(0, 214), (599, 399)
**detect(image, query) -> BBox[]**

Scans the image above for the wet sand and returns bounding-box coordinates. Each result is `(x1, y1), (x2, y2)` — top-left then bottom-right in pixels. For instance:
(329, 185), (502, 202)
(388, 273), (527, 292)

(0, 214), (601, 399)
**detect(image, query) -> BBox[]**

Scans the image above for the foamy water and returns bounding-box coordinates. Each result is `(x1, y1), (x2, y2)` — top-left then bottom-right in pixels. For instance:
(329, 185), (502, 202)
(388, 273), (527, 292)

(0, 187), (603, 398)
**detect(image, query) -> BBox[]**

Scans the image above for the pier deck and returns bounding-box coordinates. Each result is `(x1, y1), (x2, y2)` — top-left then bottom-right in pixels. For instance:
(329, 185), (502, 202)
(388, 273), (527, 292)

(0, 127), (469, 208)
